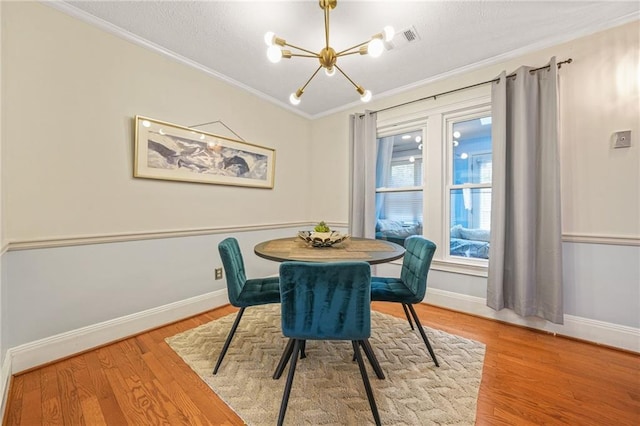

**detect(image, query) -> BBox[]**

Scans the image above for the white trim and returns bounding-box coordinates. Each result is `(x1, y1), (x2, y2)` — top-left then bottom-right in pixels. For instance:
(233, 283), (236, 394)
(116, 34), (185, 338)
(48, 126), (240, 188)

(562, 233), (640, 247)
(425, 288), (640, 353)
(43, 1), (313, 120)
(313, 12), (640, 120)
(0, 355), (11, 425)
(8, 289), (230, 374)
(6, 221), (350, 251)
(430, 259), (488, 277)
(9, 226), (631, 252)
(44, 1), (639, 121)
(0, 243), (7, 256)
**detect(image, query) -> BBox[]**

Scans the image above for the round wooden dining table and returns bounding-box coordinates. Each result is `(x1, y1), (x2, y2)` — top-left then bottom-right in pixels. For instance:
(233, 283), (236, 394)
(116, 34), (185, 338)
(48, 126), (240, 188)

(254, 236), (405, 265)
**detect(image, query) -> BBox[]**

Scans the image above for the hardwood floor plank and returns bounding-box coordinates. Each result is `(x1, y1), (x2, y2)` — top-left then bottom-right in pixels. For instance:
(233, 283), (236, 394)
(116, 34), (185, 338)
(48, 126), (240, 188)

(3, 375), (23, 426)
(40, 365), (64, 425)
(103, 365), (170, 425)
(83, 351), (128, 425)
(18, 373), (42, 426)
(79, 395), (107, 426)
(55, 360), (85, 425)
(3, 302), (639, 425)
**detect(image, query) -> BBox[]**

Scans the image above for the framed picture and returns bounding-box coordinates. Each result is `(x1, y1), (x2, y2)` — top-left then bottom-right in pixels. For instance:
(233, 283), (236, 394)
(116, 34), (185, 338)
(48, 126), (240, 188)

(134, 115), (275, 189)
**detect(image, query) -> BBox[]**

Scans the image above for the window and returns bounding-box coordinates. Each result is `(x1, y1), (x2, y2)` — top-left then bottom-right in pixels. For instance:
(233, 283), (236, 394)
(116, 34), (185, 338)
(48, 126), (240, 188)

(448, 116), (492, 260)
(374, 129), (424, 246)
(374, 97), (492, 273)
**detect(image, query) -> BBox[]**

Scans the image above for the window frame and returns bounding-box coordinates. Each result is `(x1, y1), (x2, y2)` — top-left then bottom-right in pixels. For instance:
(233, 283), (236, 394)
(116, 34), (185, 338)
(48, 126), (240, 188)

(444, 107), (493, 266)
(375, 96), (491, 277)
(375, 124), (426, 226)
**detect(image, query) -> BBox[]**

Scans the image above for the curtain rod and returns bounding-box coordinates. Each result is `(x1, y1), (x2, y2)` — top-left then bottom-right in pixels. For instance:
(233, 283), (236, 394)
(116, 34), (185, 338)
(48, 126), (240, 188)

(373, 58), (573, 114)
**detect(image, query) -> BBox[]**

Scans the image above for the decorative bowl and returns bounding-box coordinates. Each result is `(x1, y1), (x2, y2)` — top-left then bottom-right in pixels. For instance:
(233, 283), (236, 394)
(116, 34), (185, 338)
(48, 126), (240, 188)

(298, 231), (350, 247)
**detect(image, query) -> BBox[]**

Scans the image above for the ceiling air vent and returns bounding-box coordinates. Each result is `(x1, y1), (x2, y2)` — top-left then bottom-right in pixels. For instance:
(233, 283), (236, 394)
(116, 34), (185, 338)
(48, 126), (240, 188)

(386, 25), (421, 51)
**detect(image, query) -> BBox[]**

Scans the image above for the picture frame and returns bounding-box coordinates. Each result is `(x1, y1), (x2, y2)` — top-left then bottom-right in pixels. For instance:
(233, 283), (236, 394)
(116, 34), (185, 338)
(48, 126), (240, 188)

(134, 115), (275, 189)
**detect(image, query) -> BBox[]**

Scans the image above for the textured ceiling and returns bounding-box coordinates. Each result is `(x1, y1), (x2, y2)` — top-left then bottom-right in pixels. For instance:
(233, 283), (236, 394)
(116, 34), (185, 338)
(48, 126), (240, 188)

(58, 1), (639, 118)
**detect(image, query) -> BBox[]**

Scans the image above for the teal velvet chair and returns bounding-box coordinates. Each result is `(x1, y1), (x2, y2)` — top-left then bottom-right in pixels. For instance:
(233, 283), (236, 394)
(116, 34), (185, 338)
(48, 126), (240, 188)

(213, 237), (280, 374)
(371, 235), (439, 367)
(274, 261), (381, 426)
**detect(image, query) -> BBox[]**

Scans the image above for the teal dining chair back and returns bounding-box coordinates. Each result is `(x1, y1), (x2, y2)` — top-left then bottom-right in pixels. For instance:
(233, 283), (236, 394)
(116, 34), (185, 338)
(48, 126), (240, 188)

(371, 235), (439, 366)
(274, 261), (381, 426)
(213, 237), (280, 374)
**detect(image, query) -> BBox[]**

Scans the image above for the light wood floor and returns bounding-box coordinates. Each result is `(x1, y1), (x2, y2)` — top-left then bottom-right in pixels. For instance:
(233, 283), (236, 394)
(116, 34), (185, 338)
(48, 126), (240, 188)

(3, 302), (639, 425)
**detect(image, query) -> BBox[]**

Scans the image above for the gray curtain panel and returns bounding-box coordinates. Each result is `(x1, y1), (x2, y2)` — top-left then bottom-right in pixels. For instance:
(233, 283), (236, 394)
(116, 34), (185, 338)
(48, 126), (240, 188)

(487, 57), (564, 324)
(349, 111), (377, 238)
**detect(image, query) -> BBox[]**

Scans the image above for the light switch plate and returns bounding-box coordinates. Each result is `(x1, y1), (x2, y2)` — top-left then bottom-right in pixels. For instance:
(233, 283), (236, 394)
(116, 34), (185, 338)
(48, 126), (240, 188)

(614, 130), (631, 148)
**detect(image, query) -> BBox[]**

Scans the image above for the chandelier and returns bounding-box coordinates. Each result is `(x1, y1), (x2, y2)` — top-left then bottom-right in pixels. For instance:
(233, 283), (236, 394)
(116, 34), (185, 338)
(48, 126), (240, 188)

(264, 0), (394, 106)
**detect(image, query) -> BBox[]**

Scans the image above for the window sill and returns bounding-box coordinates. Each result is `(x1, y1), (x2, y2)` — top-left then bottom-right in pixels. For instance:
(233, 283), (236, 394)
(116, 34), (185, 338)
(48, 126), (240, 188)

(430, 258), (488, 277)
(384, 257), (488, 278)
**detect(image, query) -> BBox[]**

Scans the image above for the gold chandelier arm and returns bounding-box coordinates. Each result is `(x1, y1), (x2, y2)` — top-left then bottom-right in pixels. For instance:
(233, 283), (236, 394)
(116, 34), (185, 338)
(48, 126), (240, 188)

(283, 42), (320, 57)
(291, 53), (319, 59)
(334, 64), (360, 90)
(335, 40), (370, 56)
(336, 50), (363, 57)
(298, 65), (323, 92)
(290, 53), (320, 58)
(324, 4), (330, 49)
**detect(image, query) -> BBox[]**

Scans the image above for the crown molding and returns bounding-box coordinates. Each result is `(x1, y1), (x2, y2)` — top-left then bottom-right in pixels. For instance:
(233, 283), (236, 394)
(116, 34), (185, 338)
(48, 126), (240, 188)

(43, 1), (314, 120)
(43, 1), (639, 121)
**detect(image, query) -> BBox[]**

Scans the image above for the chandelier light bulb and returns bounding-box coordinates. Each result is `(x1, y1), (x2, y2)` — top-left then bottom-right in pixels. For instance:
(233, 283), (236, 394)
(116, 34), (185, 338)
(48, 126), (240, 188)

(264, 31), (276, 46)
(267, 45), (283, 63)
(383, 26), (395, 42)
(367, 38), (384, 58)
(460, 152), (469, 160)
(265, 1), (394, 104)
(289, 92), (301, 105)
(360, 89), (372, 102)
(453, 131), (461, 138)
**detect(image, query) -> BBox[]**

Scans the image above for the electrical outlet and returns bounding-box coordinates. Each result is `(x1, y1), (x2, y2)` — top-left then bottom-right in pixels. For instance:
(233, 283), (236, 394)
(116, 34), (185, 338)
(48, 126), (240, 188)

(614, 130), (631, 148)
(215, 268), (223, 280)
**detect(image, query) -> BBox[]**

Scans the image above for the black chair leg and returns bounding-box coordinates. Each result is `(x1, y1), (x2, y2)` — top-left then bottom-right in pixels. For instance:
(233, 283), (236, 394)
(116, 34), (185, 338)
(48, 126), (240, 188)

(277, 339), (301, 426)
(213, 307), (246, 374)
(300, 340), (307, 359)
(352, 341), (381, 426)
(360, 339), (385, 379)
(402, 303), (415, 330)
(273, 338), (295, 379)
(407, 304), (439, 367)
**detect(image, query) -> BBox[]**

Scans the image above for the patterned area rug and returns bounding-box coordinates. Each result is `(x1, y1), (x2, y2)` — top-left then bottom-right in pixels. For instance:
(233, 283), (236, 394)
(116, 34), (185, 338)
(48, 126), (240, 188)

(166, 305), (485, 425)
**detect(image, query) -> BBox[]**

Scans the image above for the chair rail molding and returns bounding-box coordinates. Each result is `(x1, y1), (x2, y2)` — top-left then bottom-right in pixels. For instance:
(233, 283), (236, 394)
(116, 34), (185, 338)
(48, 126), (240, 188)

(6, 221), (349, 251)
(562, 233), (639, 246)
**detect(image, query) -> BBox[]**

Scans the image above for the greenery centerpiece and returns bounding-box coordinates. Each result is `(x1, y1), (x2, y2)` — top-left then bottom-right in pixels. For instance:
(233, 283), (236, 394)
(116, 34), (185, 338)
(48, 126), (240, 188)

(298, 221), (349, 247)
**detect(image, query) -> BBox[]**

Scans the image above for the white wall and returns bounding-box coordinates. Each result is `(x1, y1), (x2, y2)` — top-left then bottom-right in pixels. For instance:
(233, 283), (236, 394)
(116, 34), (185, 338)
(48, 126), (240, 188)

(3, 2), (312, 242)
(311, 21), (640, 237)
(0, 1), (314, 369)
(311, 21), (640, 343)
(0, 2), (11, 418)
(0, 2), (638, 384)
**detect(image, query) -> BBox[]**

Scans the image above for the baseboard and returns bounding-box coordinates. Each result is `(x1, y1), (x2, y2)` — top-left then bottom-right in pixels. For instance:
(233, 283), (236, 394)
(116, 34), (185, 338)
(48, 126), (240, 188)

(0, 354), (12, 424)
(5, 285), (637, 378)
(8, 289), (229, 374)
(425, 288), (640, 353)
